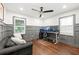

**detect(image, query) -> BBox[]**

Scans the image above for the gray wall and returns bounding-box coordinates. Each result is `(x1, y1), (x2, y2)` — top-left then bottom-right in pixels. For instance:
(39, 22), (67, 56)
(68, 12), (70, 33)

(0, 22), (13, 41)
(7, 24), (42, 40)
(2, 23), (79, 48)
(7, 24), (59, 41)
(59, 23), (79, 48)
(59, 35), (75, 46)
(75, 23), (79, 47)
(25, 26), (41, 40)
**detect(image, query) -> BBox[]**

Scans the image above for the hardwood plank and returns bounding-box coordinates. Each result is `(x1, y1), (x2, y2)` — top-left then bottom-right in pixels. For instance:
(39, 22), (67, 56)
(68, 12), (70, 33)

(32, 39), (79, 55)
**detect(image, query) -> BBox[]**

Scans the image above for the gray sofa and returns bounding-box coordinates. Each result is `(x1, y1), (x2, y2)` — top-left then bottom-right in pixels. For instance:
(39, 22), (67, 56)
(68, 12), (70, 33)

(0, 36), (32, 55)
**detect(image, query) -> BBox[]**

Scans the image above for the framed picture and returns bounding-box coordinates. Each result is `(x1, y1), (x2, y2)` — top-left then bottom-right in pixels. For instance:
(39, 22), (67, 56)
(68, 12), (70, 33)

(0, 3), (4, 21)
(13, 16), (26, 34)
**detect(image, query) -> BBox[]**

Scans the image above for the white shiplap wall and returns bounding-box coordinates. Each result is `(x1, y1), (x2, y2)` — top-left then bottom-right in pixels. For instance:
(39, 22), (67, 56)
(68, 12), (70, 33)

(3, 9), (79, 26)
(44, 9), (79, 26)
(3, 10), (45, 26)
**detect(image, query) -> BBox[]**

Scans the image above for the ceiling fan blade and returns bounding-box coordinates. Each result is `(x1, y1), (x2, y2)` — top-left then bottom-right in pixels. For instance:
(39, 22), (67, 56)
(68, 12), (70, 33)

(43, 10), (54, 13)
(32, 9), (40, 12)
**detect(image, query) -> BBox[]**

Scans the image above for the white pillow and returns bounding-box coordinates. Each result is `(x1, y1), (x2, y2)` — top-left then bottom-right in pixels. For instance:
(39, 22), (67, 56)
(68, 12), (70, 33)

(14, 33), (22, 39)
(11, 37), (26, 44)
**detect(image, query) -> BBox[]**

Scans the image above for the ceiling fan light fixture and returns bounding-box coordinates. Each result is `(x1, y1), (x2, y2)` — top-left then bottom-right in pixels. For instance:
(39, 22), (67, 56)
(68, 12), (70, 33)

(63, 5), (67, 9)
(20, 8), (23, 11)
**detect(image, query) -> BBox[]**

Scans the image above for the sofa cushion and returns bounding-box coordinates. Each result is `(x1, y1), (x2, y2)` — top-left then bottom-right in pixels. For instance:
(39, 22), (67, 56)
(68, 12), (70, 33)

(0, 37), (8, 49)
(14, 33), (22, 39)
(22, 34), (33, 42)
(11, 37), (26, 45)
(5, 38), (17, 47)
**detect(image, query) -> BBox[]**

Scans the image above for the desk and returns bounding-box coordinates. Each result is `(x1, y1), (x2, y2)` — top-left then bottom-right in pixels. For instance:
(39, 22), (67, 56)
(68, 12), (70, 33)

(46, 32), (59, 44)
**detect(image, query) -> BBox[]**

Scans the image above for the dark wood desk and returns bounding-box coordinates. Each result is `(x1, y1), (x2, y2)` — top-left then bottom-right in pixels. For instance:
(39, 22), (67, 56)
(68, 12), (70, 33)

(46, 32), (59, 44)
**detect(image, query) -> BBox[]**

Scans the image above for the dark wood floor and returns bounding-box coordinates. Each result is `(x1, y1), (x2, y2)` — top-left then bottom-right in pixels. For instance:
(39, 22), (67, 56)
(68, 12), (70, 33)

(32, 39), (79, 55)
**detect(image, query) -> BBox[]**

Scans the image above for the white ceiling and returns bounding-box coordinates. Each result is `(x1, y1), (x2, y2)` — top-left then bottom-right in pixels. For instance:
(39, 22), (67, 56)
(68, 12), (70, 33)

(4, 3), (79, 19)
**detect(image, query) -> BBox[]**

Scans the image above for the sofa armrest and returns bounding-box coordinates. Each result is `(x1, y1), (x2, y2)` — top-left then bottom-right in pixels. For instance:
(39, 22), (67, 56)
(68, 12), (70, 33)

(0, 42), (32, 55)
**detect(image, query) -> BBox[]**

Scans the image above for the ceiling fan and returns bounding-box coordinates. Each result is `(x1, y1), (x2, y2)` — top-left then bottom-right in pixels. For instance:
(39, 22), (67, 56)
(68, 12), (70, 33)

(32, 7), (54, 17)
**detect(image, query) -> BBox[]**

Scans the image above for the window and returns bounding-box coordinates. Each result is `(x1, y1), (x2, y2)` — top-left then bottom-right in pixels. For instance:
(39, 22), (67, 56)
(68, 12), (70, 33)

(59, 15), (75, 36)
(13, 16), (26, 34)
